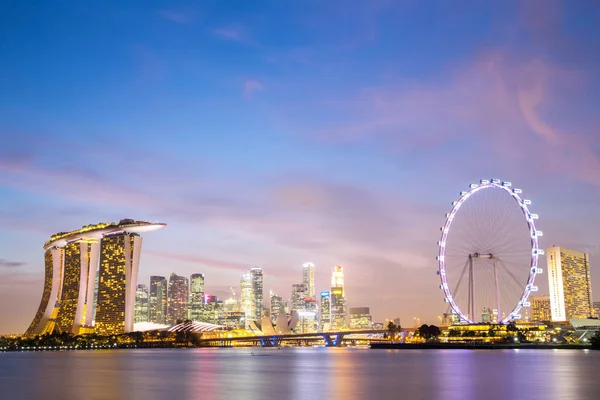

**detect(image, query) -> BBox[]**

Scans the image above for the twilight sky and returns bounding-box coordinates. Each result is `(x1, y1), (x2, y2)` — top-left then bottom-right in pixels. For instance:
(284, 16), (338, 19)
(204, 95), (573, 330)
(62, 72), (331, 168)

(1, 0), (599, 334)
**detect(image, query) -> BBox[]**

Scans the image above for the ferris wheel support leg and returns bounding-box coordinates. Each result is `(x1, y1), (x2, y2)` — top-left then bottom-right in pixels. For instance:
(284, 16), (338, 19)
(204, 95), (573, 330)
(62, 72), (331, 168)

(468, 255), (475, 323)
(493, 258), (501, 324)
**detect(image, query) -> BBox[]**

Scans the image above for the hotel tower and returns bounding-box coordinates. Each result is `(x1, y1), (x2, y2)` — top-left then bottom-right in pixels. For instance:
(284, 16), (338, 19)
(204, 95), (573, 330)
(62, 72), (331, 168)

(547, 246), (594, 322)
(25, 219), (166, 336)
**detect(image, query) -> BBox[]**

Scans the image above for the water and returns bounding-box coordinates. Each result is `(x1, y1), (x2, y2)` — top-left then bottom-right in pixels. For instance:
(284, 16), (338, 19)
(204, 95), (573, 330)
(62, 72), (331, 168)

(1, 348), (599, 399)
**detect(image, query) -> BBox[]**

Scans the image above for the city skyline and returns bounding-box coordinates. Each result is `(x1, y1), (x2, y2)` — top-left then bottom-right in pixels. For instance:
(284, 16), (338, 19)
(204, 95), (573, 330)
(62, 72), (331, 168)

(1, 1), (600, 334)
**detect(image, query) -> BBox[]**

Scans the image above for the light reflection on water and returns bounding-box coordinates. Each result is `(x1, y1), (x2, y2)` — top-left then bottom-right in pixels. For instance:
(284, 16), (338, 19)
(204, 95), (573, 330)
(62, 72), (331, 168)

(0, 348), (599, 400)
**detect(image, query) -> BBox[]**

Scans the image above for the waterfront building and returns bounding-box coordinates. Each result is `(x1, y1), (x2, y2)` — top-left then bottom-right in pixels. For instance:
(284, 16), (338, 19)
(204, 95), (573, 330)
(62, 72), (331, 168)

(25, 220), (165, 336)
(531, 295), (551, 322)
(270, 290), (284, 324)
(291, 283), (308, 312)
(134, 284), (149, 323)
(167, 273), (189, 324)
(303, 262), (315, 297)
(291, 283), (308, 333)
(201, 295), (224, 324)
(331, 265), (344, 295)
(299, 297), (318, 333)
(547, 246), (594, 321)
(189, 273), (205, 321)
(224, 297), (240, 313)
(221, 312), (245, 329)
(149, 276), (168, 324)
(95, 232), (143, 335)
(240, 272), (253, 328)
(349, 307), (372, 329)
(594, 301), (600, 318)
(331, 266), (347, 330)
(251, 268), (264, 322)
(320, 292), (332, 331)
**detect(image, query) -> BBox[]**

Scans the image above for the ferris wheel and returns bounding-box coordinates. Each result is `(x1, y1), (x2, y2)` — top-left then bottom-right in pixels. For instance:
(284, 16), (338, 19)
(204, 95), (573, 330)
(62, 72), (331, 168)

(437, 179), (543, 324)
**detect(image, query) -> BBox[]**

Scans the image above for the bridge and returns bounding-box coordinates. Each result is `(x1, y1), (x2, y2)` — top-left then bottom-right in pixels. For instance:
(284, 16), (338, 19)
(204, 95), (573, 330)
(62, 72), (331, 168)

(197, 330), (388, 348)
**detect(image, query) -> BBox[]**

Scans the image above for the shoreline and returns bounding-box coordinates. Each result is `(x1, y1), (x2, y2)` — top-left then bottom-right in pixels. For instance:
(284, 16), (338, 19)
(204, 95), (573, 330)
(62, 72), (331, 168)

(370, 343), (593, 350)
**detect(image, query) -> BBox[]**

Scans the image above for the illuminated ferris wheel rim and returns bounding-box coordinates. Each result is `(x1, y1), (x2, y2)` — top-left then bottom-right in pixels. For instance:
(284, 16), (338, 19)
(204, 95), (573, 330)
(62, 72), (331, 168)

(437, 179), (543, 324)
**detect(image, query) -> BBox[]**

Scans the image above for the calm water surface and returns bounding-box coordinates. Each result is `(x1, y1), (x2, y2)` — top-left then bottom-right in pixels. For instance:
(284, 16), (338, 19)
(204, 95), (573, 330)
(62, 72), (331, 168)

(1, 348), (599, 400)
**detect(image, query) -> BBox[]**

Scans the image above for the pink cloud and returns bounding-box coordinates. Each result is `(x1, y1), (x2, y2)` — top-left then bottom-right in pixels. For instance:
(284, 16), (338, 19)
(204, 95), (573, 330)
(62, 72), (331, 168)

(145, 250), (247, 272)
(158, 9), (194, 24)
(212, 27), (256, 46)
(308, 51), (600, 185)
(244, 79), (264, 98)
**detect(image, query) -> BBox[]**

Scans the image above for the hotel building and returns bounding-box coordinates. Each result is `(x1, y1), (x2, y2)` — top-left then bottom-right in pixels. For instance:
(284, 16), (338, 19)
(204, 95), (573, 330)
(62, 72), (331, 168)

(547, 246), (594, 322)
(25, 219), (166, 336)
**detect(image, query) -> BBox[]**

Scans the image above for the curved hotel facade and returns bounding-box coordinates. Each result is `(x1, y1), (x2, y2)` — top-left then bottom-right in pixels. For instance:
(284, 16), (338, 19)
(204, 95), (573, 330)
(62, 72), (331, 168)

(25, 219), (166, 336)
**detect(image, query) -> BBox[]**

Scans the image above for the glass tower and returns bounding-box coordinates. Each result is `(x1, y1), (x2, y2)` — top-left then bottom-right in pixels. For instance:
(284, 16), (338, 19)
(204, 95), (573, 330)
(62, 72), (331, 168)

(320, 291), (332, 332)
(240, 272), (253, 328)
(251, 268), (263, 322)
(270, 290), (284, 324)
(303, 262), (315, 297)
(331, 265), (347, 330)
(134, 284), (149, 323)
(149, 276), (168, 324)
(167, 273), (189, 324)
(189, 273), (205, 321)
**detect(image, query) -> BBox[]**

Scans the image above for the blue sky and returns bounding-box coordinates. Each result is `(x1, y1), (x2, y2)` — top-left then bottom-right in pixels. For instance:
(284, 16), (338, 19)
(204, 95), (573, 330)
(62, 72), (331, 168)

(1, 0), (599, 333)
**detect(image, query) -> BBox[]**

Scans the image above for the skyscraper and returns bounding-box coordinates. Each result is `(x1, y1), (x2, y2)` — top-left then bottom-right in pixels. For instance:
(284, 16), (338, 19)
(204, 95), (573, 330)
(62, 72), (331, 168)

(291, 283), (308, 312)
(240, 272), (253, 327)
(530, 295), (551, 322)
(331, 265), (344, 295)
(330, 265), (347, 330)
(303, 262), (315, 297)
(167, 273), (189, 324)
(149, 276), (168, 324)
(547, 246), (594, 321)
(189, 273), (205, 321)
(320, 291), (332, 331)
(25, 220), (166, 337)
(135, 284), (149, 323)
(270, 290), (284, 324)
(251, 268), (264, 321)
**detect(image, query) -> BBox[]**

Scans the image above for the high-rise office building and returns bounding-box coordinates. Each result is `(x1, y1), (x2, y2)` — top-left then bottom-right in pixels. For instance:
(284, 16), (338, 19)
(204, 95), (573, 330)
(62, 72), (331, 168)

(201, 295), (223, 324)
(251, 268), (264, 321)
(133, 289), (147, 325)
(270, 290), (284, 324)
(189, 273), (205, 321)
(349, 307), (372, 329)
(303, 263), (315, 297)
(25, 220), (166, 337)
(291, 283), (308, 312)
(320, 291), (332, 331)
(240, 272), (253, 327)
(547, 246), (594, 321)
(149, 276), (168, 324)
(530, 295), (551, 322)
(167, 273), (189, 324)
(331, 265), (347, 330)
(134, 284), (149, 323)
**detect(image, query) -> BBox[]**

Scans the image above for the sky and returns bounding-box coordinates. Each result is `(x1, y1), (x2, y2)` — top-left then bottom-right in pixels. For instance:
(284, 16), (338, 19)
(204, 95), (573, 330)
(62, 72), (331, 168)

(1, 0), (599, 334)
